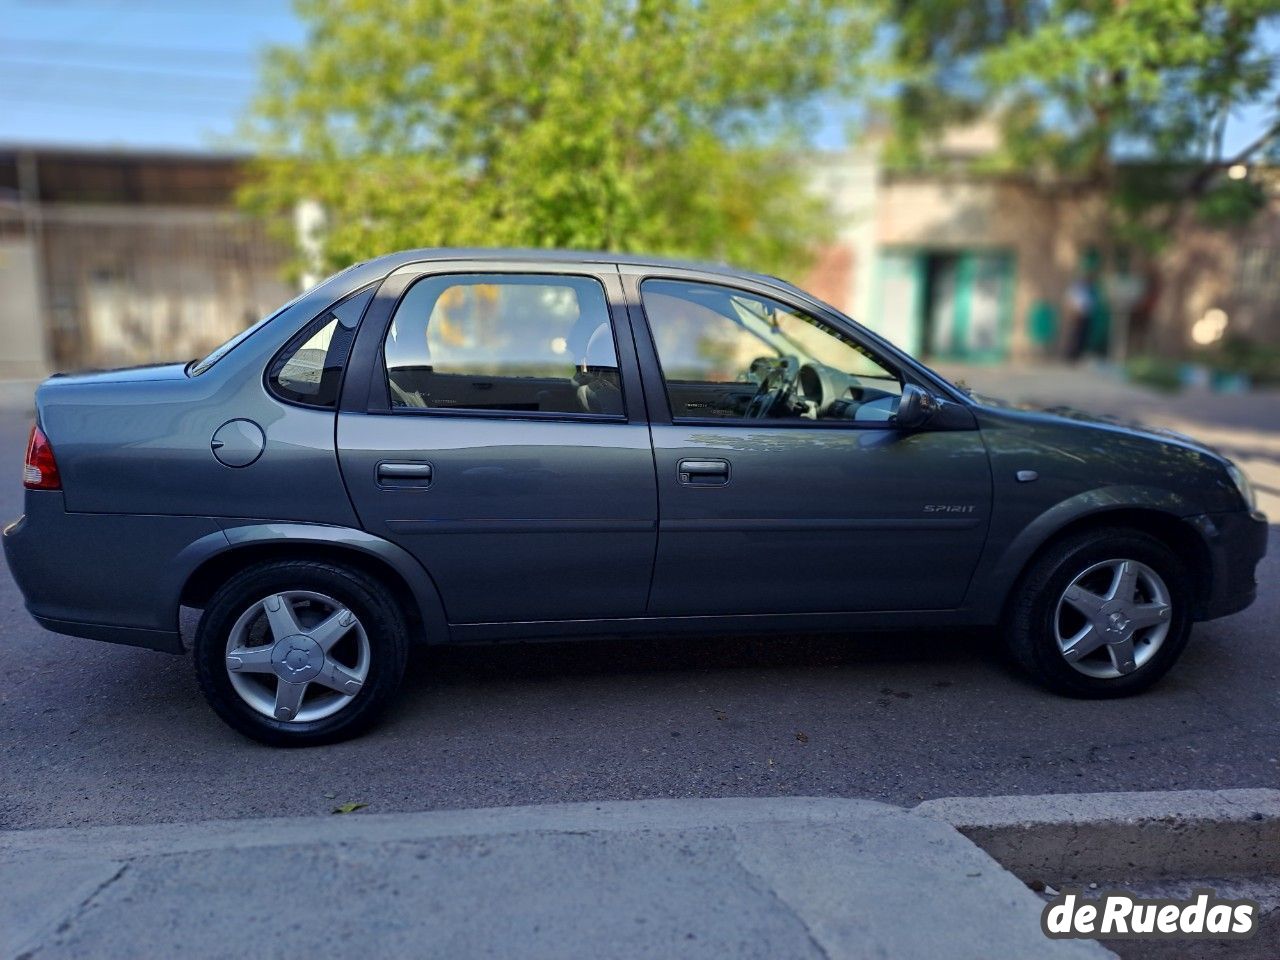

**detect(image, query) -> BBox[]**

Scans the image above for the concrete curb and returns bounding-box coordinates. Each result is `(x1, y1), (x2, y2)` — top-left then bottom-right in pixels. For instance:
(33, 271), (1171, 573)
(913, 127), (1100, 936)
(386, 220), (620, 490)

(0, 795), (903, 861)
(915, 788), (1280, 882)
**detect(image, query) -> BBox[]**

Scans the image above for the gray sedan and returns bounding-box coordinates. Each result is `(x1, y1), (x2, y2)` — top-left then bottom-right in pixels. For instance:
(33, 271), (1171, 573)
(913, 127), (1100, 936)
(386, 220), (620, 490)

(4, 250), (1267, 745)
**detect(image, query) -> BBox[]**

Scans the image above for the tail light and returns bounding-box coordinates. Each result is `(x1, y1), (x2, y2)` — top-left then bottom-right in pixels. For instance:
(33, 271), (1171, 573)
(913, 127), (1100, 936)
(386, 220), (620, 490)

(23, 424), (61, 490)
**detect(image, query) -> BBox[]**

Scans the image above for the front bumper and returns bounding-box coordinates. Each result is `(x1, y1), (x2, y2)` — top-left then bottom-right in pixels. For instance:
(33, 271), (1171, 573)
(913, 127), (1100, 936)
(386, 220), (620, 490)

(1190, 509), (1269, 621)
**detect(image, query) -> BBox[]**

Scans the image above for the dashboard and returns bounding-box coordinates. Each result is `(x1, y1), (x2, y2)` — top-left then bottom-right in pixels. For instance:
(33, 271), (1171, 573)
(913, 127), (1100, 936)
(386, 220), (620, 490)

(797, 362), (901, 422)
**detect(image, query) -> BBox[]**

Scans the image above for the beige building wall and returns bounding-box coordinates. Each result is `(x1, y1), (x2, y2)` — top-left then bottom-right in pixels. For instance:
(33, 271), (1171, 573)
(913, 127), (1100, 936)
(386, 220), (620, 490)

(0, 238), (50, 378)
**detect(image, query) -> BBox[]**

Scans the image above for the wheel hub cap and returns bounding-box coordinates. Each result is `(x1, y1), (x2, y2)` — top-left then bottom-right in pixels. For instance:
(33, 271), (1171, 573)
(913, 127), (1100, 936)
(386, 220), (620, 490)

(271, 635), (324, 683)
(1105, 611), (1131, 636)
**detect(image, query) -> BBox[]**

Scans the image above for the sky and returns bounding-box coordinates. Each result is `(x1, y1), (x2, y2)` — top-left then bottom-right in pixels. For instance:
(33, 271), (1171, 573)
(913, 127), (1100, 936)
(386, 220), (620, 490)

(0, 0), (1275, 157)
(0, 0), (303, 151)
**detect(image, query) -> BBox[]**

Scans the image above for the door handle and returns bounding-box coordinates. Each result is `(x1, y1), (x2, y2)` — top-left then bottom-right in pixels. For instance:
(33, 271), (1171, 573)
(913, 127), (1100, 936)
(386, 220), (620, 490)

(678, 458), (730, 486)
(377, 461), (433, 487)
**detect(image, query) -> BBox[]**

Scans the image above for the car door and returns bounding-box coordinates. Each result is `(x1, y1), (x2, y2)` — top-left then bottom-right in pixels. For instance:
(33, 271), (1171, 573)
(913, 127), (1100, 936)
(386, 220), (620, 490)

(620, 266), (992, 617)
(337, 260), (657, 625)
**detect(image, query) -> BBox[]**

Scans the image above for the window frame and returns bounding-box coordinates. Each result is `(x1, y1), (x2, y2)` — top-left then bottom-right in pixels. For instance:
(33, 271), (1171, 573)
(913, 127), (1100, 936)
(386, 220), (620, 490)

(631, 272), (915, 431)
(264, 284), (376, 410)
(360, 265), (637, 424)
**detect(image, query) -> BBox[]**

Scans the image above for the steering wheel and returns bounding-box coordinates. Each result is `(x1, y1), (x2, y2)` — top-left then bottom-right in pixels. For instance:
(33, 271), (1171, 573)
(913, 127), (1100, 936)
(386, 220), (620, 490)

(744, 356), (800, 419)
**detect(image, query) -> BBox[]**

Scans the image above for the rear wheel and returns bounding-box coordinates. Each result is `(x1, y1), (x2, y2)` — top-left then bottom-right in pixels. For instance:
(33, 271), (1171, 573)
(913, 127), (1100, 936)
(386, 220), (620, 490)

(1004, 528), (1193, 697)
(194, 560), (409, 746)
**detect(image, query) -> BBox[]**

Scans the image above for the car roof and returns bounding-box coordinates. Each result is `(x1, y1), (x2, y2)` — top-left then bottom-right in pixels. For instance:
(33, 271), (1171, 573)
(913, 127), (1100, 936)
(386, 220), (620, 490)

(359, 247), (792, 289)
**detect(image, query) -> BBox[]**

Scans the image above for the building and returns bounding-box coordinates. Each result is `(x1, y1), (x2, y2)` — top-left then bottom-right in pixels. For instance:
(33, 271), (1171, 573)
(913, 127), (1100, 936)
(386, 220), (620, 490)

(0, 145), (292, 378)
(806, 144), (1280, 363)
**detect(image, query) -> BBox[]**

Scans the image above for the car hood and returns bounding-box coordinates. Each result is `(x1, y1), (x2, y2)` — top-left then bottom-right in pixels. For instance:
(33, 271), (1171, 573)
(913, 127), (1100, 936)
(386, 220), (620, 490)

(969, 392), (1224, 459)
(43, 362), (192, 387)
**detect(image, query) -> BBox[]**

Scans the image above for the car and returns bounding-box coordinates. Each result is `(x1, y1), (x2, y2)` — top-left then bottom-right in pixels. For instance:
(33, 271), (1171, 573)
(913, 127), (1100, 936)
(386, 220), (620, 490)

(4, 249), (1268, 746)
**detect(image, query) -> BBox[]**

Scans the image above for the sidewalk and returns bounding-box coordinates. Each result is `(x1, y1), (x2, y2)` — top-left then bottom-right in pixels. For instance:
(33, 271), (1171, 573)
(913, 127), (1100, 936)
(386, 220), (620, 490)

(1, 797), (1110, 960)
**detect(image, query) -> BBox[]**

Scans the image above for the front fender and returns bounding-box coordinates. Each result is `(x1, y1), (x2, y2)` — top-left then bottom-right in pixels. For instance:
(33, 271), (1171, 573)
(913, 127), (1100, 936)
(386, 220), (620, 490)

(964, 484), (1202, 622)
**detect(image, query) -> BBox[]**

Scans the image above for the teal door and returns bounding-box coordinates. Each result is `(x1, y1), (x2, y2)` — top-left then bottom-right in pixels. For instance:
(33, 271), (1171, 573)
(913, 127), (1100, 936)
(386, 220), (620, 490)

(928, 252), (1014, 361)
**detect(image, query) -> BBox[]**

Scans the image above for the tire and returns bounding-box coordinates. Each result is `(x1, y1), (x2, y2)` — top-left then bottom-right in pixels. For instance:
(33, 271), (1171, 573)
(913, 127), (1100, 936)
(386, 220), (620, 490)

(194, 560), (409, 746)
(1004, 527), (1193, 698)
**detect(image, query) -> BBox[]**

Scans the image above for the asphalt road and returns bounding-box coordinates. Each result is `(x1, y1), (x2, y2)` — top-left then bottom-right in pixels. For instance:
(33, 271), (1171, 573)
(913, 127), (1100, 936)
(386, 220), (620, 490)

(0, 408), (1275, 831)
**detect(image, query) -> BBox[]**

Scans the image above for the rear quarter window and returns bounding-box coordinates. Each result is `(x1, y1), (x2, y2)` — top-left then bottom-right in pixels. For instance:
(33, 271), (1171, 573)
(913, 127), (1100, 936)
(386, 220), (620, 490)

(267, 286), (374, 407)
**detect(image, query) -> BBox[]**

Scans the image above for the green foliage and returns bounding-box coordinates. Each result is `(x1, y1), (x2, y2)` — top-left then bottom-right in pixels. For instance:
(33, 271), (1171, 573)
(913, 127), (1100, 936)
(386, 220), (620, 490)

(242, 0), (875, 278)
(1195, 178), (1268, 226)
(885, 0), (1280, 233)
(981, 0), (1278, 170)
(1125, 355), (1183, 392)
(1202, 334), (1280, 384)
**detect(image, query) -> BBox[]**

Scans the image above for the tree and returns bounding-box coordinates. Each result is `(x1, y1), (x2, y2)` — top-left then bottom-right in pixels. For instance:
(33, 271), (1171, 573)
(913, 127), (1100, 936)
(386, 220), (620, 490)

(243, 0), (875, 278)
(885, 0), (1280, 244)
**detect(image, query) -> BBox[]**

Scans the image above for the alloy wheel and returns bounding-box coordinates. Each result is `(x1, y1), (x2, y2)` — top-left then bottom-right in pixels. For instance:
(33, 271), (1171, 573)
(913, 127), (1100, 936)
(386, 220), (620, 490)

(223, 590), (371, 723)
(1053, 558), (1173, 680)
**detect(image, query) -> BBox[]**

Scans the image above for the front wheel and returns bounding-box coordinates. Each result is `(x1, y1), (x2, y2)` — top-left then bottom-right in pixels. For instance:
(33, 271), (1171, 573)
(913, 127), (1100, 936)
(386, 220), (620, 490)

(1004, 529), (1193, 698)
(194, 560), (409, 746)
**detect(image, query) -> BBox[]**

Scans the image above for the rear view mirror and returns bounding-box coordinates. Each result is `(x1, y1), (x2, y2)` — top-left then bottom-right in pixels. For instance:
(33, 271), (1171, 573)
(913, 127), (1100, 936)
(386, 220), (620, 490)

(894, 383), (938, 429)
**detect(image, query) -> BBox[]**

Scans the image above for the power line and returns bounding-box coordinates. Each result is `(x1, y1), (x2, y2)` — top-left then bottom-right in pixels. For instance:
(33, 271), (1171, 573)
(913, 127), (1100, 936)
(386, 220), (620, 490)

(0, 64), (255, 98)
(0, 37), (260, 68)
(0, 60), (255, 89)
(0, 54), (256, 81)
(1, 89), (248, 113)
(0, 77), (250, 107)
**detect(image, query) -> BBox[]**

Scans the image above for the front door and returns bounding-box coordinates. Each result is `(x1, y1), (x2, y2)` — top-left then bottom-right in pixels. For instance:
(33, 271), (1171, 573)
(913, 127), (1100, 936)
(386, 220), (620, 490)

(624, 270), (992, 617)
(338, 262), (657, 625)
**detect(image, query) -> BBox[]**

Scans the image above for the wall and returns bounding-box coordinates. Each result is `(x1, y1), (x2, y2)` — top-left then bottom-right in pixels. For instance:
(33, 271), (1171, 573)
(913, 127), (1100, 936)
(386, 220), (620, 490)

(0, 147), (294, 373)
(38, 205), (292, 370)
(0, 238), (47, 378)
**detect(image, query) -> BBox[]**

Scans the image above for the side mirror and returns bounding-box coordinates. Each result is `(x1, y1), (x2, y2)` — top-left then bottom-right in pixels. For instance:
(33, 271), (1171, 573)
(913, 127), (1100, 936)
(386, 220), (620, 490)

(893, 383), (938, 429)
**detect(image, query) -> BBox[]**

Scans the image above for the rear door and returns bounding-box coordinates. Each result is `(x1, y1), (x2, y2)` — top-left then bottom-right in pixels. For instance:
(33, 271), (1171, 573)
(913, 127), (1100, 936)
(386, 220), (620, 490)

(622, 266), (992, 617)
(337, 260), (657, 625)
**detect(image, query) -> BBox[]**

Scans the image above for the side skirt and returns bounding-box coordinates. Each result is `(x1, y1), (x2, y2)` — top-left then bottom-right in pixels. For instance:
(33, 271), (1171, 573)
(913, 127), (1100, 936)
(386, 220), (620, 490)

(445, 609), (991, 645)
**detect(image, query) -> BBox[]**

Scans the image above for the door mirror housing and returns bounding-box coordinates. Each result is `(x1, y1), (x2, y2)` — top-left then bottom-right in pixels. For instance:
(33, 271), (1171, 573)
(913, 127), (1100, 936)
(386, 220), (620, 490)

(893, 383), (939, 429)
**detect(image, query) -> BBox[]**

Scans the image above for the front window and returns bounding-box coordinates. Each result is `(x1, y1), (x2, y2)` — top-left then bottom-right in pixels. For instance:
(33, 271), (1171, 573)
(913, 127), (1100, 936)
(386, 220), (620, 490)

(640, 279), (902, 422)
(383, 274), (623, 417)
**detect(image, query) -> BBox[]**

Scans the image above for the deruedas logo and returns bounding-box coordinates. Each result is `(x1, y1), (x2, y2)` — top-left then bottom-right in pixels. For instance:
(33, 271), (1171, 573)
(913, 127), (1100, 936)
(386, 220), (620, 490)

(1042, 889), (1257, 940)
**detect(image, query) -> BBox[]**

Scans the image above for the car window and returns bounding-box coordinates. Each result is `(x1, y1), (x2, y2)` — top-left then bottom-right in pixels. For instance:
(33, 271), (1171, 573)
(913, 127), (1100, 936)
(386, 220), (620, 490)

(641, 278), (902, 423)
(384, 274), (623, 417)
(268, 287), (373, 407)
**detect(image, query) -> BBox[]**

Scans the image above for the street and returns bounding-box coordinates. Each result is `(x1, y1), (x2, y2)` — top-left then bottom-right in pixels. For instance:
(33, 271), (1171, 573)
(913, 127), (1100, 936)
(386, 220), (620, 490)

(0, 383), (1276, 832)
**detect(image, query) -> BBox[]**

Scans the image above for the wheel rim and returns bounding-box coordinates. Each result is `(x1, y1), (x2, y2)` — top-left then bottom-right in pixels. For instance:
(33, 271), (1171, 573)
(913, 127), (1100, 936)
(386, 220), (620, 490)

(224, 590), (371, 723)
(1054, 558), (1173, 679)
